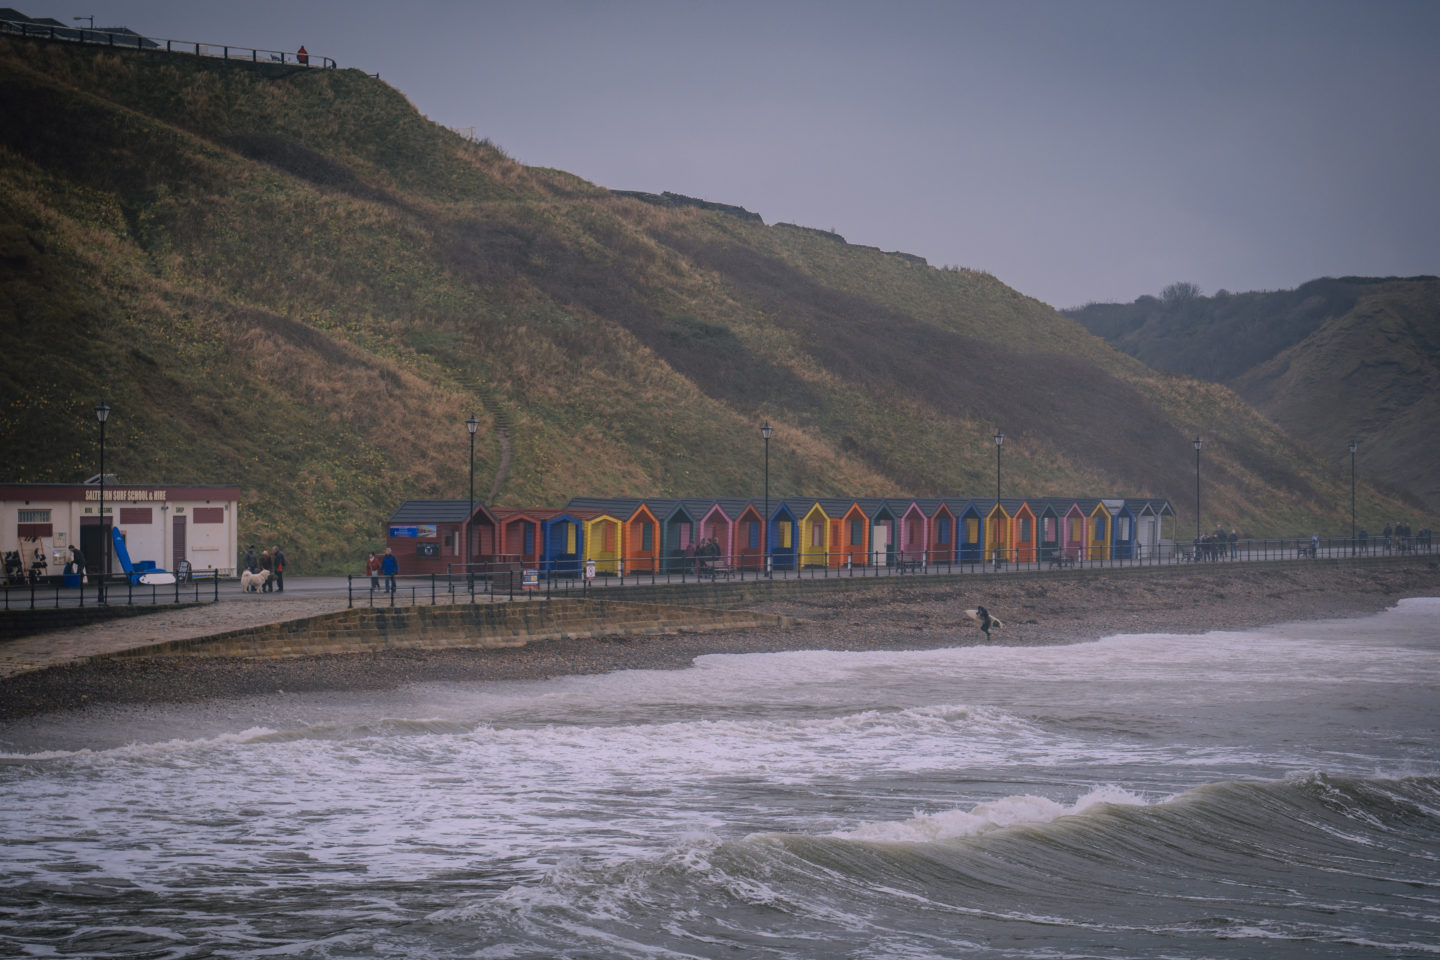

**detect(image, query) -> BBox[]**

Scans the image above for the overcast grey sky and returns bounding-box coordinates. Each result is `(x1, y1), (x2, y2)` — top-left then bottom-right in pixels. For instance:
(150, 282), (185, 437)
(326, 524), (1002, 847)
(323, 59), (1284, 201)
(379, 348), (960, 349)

(15, 0), (1440, 307)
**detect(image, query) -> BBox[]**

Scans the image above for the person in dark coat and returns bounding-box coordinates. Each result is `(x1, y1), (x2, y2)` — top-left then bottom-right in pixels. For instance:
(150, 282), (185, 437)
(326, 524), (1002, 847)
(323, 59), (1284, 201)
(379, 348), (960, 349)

(381, 547), (398, 594)
(259, 549), (274, 592)
(243, 545), (258, 574)
(976, 605), (995, 640)
(271, 544), (286, 593)
(66, 544), (87, 576)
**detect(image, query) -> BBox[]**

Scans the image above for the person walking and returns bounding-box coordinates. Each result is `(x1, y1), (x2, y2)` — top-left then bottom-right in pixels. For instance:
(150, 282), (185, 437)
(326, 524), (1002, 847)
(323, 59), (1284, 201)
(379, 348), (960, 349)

(272, 545), (286, 593)
(975, 605), (1000, 640)
(243, 545), (258, 574)
(381, 547), (398, 594)
(259, 549), (274, 592)
(366, 551), (382, 590)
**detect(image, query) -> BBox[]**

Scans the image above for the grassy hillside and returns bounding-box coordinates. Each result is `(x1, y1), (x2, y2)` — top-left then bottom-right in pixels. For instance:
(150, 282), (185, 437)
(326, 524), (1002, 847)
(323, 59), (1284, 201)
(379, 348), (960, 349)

(1066, 277), (1440, 512)
(1, 37), (1427, 572)
(1230, 279), (1440, 512)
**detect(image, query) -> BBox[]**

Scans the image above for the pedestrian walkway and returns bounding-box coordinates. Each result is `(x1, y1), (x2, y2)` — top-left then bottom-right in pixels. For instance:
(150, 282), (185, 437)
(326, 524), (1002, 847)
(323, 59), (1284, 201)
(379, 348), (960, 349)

(0, 587), (349, 679)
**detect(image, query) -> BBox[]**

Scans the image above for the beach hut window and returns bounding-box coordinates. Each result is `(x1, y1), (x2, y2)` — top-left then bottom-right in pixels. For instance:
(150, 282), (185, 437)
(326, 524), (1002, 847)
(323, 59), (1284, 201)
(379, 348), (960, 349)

(566, 524), (577, 554)
(1119, 517), (1131, 539)
(780, 521), (792, 548)
(1093, 516), (1106, 540)
(850, 518), (864, 546)
(938, 523), (950, 544)
(18, 509), (51, 523)
(811, 522), (823, 547)
(641, 522), (653, 551)
(1069, 518), (1080, 541)
(908, 519), (919, 544)
(749, 521), (760, 548)
(966, 518), (978, 542)
(524, 525), (534, 555)
(1020, 517), (1031, 541)
(603, 524), (615, 552)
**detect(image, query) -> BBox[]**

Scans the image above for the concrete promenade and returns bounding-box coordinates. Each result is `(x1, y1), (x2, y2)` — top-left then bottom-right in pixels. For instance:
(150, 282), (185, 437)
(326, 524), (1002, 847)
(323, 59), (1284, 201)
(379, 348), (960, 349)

(0, 582), (351, 679)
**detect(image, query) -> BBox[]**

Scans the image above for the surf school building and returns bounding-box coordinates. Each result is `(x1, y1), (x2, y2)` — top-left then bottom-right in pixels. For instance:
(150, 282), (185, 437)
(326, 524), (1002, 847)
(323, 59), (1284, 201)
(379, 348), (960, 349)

(0, 481), (241, 580)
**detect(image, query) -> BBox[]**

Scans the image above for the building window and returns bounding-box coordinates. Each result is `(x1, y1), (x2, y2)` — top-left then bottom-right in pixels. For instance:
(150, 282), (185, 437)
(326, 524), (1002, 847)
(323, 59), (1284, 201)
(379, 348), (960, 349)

(194, 507), (225, 523)
(18, 509), (51, 523)
(119, 507), (152, 525)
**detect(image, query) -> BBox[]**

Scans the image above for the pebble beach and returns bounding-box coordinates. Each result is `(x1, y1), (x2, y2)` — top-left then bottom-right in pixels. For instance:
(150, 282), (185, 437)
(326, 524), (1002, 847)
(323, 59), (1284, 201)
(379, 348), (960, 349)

(1, 559), (1436, 721)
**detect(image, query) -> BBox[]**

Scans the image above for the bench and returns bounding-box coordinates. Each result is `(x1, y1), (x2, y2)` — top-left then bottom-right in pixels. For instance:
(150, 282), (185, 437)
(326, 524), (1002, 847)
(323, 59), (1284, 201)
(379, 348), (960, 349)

(896, 553), (924, 573)
(707, 560), (734, 581)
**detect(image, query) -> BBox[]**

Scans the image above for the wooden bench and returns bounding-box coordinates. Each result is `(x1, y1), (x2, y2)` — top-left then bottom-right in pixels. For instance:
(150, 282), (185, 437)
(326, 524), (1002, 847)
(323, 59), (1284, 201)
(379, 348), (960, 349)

(896, 553), (924, 573)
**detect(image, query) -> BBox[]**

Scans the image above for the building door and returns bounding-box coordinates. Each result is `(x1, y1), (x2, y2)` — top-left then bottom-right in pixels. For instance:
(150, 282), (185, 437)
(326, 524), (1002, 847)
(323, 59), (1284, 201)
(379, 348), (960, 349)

(173, 515), (187, 571)
(871, 524), (888, 566)
(79, 516), (110, 577)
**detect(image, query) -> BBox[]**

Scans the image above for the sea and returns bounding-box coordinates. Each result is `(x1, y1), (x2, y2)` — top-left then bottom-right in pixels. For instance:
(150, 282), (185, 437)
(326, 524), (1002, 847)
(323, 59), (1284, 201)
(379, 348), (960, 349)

(1, 597), (1437, 959)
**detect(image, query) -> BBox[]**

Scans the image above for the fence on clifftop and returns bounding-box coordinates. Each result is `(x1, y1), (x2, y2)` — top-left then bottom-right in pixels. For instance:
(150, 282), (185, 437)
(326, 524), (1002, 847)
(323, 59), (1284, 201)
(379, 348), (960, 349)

(1, 16), (337, 68)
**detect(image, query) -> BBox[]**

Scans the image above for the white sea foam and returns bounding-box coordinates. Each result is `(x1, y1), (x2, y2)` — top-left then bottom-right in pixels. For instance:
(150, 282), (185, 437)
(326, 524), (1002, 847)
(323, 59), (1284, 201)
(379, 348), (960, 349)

(828, 784), (1150, 843)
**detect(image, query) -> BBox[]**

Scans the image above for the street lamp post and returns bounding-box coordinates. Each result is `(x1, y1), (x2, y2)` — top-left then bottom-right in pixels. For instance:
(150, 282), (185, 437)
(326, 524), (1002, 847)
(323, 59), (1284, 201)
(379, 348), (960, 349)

(1193, 437), (1203, 544)
(96, 401), (110, 604)
(466, 415), (480, 590)
(1349, 439), (1357, 555)
(993, 431), (1005, 568)
(993, 431), (1004, 502)
(761, 422), (772, 576)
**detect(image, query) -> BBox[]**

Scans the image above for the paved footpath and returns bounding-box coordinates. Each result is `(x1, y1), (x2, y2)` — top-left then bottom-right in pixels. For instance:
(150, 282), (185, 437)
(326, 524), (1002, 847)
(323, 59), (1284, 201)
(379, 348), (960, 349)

(0, 580), (353, 680)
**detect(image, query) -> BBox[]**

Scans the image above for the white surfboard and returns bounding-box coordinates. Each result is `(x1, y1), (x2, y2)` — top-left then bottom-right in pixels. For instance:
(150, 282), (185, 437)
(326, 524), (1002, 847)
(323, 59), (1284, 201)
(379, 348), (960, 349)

(138, 572), (177, 586)
(964, 609), (1003, 629)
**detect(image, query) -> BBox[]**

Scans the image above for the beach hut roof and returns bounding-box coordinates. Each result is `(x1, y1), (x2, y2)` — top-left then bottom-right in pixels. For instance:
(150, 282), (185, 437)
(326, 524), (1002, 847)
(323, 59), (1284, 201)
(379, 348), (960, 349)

(388, 499), (495, 524)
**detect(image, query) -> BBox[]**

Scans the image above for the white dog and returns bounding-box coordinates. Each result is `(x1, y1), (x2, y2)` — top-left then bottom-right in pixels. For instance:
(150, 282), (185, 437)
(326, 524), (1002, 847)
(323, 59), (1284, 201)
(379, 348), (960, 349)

(240, 569), (272, 593)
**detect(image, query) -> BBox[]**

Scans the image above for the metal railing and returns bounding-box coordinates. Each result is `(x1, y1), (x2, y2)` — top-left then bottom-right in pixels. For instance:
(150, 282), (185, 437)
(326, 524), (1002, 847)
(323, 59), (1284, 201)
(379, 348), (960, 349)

(1, 18), (337, 68)
(1, 572), (222, 611)
(342, 535), (1433, 607)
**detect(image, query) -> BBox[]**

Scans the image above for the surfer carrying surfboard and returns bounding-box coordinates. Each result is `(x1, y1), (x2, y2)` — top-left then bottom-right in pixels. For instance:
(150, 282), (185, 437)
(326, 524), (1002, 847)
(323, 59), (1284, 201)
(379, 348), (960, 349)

(966, 605), (1002, 640)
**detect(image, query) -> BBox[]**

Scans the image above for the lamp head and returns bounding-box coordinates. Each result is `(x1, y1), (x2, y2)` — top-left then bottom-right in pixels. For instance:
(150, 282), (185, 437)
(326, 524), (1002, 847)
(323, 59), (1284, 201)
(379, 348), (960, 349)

(1349, 439), (1357, 454)
(761, 422), (772, 441)
(466, 415), (480, 436)
(1193, 437), (1202, 451)
(95, 401), (111, 424)
(993, 431), (1004, 447)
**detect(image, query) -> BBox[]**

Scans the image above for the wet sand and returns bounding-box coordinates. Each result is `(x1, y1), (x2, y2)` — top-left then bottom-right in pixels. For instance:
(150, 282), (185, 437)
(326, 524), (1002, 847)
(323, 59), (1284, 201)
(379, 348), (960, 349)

(1, 559), (1436, 721)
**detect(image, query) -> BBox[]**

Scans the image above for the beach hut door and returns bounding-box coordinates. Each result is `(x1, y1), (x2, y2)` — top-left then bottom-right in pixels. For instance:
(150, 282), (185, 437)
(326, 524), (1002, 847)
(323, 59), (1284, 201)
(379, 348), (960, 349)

(871, 524), (889, 566)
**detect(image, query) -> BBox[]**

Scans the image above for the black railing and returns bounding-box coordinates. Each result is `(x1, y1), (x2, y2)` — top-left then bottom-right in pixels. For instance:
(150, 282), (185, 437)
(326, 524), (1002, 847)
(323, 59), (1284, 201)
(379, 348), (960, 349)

(342, 535), (1433, 607)
(1, 18), (337, 68)
(1, 572), (222, 611)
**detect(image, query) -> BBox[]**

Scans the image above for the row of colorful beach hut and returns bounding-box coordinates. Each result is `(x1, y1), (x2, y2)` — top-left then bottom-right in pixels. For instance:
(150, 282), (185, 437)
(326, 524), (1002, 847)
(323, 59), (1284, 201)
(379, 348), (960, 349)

(385, 496), (1177, 578)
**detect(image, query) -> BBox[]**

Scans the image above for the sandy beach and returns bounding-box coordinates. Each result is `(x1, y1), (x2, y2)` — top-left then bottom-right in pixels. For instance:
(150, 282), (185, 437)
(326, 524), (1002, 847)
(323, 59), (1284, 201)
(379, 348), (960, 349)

(1, 559), (1436, 721)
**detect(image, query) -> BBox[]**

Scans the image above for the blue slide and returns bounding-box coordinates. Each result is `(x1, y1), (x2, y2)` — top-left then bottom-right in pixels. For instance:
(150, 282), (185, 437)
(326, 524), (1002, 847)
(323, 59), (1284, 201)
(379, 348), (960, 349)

(111, 527), (175, 585)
